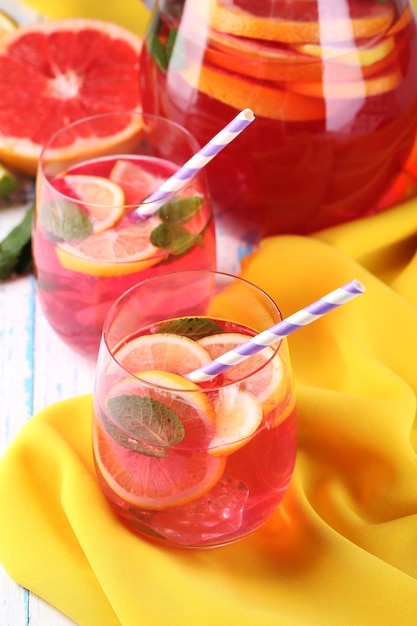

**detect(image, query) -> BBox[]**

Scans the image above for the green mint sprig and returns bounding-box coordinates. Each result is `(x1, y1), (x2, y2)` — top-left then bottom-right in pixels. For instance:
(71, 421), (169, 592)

(0, 164), (18, 197)
(148, 25), (186, 73)
(39, 199), (92, 241)
(104, 394), (185, 458)
(0, 204), (33, 281)
(150, 194), (205, 255)
(157, 317), (224, 340)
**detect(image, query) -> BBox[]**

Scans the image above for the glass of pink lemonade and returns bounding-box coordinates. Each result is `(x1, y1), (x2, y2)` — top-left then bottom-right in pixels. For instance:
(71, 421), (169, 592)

(33, 111), (216, 357)
(139, 0), (417, 235)
(92, 270), (297, 548)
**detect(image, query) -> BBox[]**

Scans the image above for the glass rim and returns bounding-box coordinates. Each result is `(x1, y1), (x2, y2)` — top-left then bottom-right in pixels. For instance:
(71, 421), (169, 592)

(102, 268), (284, 394)
(37, 109), (205, 207)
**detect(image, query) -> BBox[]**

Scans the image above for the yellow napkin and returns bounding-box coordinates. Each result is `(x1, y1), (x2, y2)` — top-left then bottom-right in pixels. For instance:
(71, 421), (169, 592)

(1, 168), (417, 625)
(20, 0), (151, 34)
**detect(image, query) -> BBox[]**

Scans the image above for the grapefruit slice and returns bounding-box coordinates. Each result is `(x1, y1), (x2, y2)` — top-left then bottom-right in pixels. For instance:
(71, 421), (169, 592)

(114, 333), (212, 377)
(94, 421), (225, 509)
(94, 370), (225, 509)
(197, 0), (395, 44)
(109, 159), (167, 205)
(56, 216), (162, 277)
(198, 332), (285, 407)
(0, 19), (142, 175)
(285, 68), (401, 99)
(58, 174), (125, 233)
(180, 60), (327, 121)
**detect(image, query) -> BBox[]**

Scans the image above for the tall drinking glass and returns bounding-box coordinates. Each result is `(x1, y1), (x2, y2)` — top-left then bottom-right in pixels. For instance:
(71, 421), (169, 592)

(92, 270), (297, 548)
(33, 111), (216, 357)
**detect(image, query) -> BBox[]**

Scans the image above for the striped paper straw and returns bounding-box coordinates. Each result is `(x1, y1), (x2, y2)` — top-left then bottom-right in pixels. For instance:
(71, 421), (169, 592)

(136, 108), (255, 216)
(187, 279), (365, 383)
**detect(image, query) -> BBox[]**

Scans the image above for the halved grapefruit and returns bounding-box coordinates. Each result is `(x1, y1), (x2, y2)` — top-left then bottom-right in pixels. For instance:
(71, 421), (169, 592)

(0, 19), (142, 175)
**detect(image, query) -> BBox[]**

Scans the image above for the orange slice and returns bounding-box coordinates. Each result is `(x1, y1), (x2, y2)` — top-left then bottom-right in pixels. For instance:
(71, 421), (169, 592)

(94, 423), (225, 509)
(114, 333), (212, 376)
(196, 0), (395, 44)
(180, 60), (326, 121)
(61, 175), (125, 233)
(56, 216), (162, 277)
(204, 45), (323, 82)
(94, 370), (225, 509)
(285, 68), (401, 99)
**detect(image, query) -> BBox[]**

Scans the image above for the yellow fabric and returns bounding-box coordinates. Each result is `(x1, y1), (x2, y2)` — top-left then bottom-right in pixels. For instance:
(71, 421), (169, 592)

(20, 0), (151, 34)
(0, 169), (417, 625)
(1, 2), (417, 620)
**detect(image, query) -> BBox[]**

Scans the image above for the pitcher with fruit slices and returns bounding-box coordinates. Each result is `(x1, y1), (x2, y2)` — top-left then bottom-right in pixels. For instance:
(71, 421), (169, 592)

(139, 0), (417, 235)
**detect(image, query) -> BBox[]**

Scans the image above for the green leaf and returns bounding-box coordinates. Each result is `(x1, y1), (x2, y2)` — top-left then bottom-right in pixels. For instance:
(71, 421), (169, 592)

(167, 29), (187, 72)
(157, 317), (224, 340)
(104, 394), (185, 457)
(0, 204), (33, 281)
(149, 32), (168, 72)
(39, 199), (93, 240)
(0, 164), (18, 197)
(150, 222), (203, 255)
(158, 195), (203, 223)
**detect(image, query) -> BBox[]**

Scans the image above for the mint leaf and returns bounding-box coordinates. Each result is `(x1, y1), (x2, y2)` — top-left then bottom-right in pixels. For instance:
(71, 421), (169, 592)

(0, 164), (18, 196)
(167, 29), (187, 72)
(104, 394), (185, 457)
(0, 204), (33, 281)
(39, 199), (92, 240)
(150, 222), (203, 254)
(157, 318), (224, 340)
(158, 195), (203, 223)
(149, 32), (168, 71)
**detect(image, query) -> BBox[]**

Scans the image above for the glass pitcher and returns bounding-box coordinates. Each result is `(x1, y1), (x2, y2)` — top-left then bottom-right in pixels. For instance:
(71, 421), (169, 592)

(139, 0), (417, 235)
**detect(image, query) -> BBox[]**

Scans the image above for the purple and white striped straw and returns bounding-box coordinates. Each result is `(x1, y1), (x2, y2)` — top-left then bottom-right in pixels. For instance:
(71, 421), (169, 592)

(136, 108), (255, 216)
(187, 279), (365, 383)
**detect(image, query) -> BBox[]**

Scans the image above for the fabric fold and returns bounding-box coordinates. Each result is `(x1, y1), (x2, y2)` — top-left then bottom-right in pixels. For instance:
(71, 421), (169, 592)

(1, 196), (417, 623)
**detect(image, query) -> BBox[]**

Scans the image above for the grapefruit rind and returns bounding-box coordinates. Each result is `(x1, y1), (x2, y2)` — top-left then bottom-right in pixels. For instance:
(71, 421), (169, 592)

(93, 423), (226, 510)
(196, 0), (395, 43)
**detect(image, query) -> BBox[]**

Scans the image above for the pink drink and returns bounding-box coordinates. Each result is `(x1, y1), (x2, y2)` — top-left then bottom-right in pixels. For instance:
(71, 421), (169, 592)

(33, 154), (215, 356)
(139, 0), (417, 235)
(92, 301), (297, 548)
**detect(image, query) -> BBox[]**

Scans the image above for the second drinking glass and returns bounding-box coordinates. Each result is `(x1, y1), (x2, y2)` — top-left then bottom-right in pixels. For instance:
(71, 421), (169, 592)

(33, 111), (216, 357)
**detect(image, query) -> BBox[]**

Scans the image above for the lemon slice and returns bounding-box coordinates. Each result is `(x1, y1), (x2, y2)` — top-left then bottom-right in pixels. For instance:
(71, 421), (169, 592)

(56, 216), (162, 277)
(63, 174), (125, 233)
(210, 386), (263, 456)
